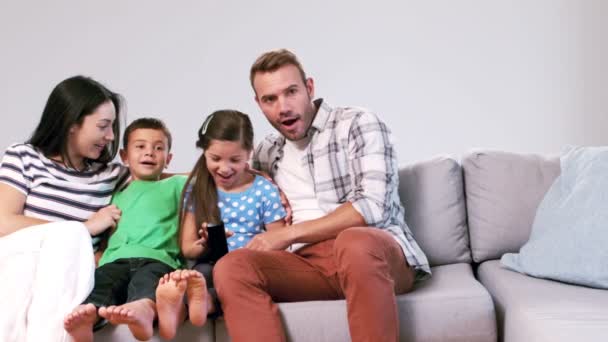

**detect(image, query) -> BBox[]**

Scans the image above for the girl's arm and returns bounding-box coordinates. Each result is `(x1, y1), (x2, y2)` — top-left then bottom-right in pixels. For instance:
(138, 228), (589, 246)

(0, 183), (48, 237)
(265, 219), (287, 232)
(180, 211), (207, 259)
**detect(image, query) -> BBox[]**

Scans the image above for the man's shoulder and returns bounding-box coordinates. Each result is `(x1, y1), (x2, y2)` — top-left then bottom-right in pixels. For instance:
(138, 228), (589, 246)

(254, 133), (284, 163)
(257, 133), (284, 149)
(325, 105), (385, 136)
(332, 105), (380, 123)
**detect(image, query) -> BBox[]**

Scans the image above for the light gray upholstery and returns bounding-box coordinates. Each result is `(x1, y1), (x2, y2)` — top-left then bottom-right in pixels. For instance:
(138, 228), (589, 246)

(398, 156), (471, 266)
(462, 150), (560, 263)
(478, 260), (608, 342)
(215, 263), (496, 342)
(96, 321), (214, 341)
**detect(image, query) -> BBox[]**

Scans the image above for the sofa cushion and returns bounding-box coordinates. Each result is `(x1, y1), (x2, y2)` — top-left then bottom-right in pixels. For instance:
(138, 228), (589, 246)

(502, 146), (608, 289)
(95, 320), (214, 341)
(398, 156), (471, 266)
(478, 260), (608, 342)
(462, 150), (560, 263)
(215, 263), (496, 342)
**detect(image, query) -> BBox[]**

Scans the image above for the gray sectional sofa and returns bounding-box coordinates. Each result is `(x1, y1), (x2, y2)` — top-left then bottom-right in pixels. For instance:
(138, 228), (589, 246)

(97, 150), (608, 341)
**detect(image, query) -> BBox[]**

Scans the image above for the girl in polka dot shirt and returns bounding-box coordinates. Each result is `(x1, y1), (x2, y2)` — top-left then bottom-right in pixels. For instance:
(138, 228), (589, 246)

(155, 110), (287, 340)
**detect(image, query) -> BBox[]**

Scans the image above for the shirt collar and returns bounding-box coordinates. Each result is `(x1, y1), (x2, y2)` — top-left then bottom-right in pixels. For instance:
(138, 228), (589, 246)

(309, 98), (331, 134)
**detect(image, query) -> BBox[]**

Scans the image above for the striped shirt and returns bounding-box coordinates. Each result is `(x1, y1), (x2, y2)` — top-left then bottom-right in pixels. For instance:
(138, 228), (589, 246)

(0, 143), (129, 250)
(254, 99), (431, 279)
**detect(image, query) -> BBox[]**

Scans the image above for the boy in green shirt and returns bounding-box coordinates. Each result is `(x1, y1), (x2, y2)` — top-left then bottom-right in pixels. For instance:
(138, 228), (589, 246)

(64, 118), (186, 342)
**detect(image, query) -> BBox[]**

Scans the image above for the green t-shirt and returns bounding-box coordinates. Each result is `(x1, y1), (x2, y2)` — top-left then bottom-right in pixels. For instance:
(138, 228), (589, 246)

(99, 175), (187, 269)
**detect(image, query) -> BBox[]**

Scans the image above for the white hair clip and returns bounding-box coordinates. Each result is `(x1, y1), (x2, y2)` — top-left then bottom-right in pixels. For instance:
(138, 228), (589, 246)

(199, 113), (215, 137)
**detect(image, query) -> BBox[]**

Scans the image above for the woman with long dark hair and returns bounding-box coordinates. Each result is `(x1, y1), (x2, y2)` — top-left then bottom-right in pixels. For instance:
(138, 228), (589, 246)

(0, 75), (129, 341)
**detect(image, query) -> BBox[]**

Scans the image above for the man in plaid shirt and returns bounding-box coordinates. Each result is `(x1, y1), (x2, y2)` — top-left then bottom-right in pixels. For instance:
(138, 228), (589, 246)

(214, 49), (430, 342)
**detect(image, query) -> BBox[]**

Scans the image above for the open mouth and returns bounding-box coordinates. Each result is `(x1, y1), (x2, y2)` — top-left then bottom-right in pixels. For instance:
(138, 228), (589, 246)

(281, 118), (299, 129)
(140, 161), (157, 166)
(216, 173), (233, 181)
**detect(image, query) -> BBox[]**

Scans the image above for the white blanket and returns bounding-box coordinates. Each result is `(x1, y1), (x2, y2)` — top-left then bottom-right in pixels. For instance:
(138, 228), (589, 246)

(0, 222), (95, 342)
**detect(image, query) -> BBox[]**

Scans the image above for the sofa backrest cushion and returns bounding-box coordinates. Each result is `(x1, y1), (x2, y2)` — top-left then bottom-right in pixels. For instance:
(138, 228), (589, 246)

(462, 150), (560, 263)
(398, 156), (471, 266)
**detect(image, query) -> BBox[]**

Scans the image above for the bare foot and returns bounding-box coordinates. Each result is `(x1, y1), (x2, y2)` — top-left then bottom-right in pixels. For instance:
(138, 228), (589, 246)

(184, 270), (210, 326)
(64, 303), (98, 342)
(99, 299), (155, 341)
(156, 270), (188, 340)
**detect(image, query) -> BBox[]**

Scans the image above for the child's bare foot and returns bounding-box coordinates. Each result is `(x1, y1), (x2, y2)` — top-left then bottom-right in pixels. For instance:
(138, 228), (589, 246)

(98, 299), (155, 341)
(184, 270), (210, 326)
(64, 303), (98, 342)
(156, 270), (188, 340)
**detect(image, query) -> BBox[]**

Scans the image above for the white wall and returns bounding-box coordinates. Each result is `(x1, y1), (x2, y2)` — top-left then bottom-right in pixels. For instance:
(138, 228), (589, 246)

(0, 0), (606, 171)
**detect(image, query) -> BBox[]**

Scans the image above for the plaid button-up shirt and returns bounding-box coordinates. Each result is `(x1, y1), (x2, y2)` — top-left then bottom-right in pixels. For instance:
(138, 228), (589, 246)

(253, 99), (431, 279)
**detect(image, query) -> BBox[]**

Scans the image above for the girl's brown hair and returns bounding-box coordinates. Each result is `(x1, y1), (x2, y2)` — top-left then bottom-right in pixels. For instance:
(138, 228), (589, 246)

(180, 110), (254, 235)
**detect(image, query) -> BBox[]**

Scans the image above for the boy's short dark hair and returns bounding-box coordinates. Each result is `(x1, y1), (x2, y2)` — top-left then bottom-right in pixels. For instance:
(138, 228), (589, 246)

(123, 117), (172, 150)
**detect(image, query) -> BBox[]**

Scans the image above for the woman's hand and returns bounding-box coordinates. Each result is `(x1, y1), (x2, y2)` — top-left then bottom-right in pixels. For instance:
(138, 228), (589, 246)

(84, 205), (121, 236)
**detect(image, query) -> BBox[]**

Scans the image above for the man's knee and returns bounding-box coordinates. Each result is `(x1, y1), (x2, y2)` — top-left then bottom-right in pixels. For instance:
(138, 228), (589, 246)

(334, 227), (383, 260)
(213, 249), (263, 295)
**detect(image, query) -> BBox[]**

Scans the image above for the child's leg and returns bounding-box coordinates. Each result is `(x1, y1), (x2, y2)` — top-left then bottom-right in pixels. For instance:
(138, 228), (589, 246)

(99, 258), (172, 341)
(190, 263), (216, 322)
(156, 269), (189, 340)
(65, 260), (130, 342)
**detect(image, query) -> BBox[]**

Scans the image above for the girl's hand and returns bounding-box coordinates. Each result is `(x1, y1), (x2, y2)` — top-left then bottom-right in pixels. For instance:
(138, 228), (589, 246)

(195, 222), (235, 247)
(84, 205), (121, 235)
(247, 167), (293, 225)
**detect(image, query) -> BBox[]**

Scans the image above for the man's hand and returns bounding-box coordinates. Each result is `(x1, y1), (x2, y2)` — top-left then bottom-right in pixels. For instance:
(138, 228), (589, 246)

(84, 205), (121, 236)
(245, 228), (294, 251)
(248, 167), (293, 225)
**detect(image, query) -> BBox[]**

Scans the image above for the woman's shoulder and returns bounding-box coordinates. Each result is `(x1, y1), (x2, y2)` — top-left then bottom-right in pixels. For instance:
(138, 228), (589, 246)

(1, 143), (49, 169)
(3, 143), (39, 157)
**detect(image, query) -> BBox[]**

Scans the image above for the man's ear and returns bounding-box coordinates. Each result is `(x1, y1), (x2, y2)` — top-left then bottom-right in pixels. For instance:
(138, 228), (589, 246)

(119, 149), (128, 165)
(165, 153), (173, 168)
(306, 77), (315, 99)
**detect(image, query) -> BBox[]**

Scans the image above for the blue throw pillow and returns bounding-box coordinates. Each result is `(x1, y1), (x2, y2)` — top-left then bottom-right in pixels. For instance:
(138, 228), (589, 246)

(501, 146), (608, 289)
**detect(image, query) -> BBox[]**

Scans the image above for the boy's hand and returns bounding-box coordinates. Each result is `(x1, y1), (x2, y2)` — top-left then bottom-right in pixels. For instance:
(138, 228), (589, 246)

(84, 205), (121, 236)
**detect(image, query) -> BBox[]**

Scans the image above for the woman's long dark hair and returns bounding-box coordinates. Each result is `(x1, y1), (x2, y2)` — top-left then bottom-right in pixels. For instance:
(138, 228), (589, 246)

(27, 75), (122, 168)
(180, 110), (254, 235)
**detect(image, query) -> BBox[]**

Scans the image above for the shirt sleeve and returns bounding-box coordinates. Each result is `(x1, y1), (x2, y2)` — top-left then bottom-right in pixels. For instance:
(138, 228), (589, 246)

(183, 182), (195, 212)
(347, 111), (399, 227)
(259, 178), (286, 224)
(0, 144), (32, 195)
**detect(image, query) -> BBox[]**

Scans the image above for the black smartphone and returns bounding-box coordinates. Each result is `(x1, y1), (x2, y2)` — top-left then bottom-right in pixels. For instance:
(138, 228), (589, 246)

(206, 222), (229, 263)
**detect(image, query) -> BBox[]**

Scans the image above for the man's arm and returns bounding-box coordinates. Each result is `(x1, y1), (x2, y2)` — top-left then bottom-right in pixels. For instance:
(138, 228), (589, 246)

(247, 110), (397, 251)
(246, 201), (365, 251)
